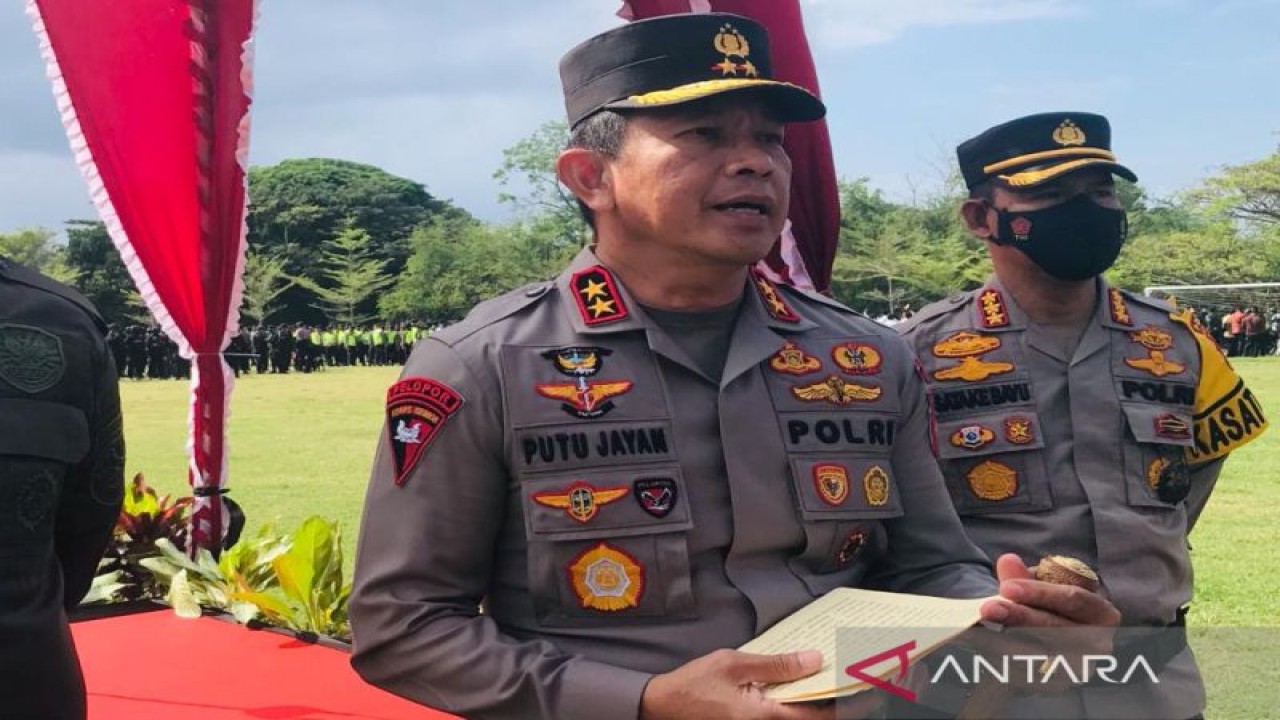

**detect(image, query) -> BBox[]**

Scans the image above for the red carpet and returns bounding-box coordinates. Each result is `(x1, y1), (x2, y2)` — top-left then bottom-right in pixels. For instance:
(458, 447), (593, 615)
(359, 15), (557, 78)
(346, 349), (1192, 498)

(72, 610), (459, 720)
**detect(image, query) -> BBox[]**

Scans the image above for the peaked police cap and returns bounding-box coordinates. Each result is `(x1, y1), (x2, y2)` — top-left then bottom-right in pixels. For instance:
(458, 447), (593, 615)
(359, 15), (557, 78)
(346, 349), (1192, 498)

(957, 112), (1138, 190)
(559, 13), (826, 128)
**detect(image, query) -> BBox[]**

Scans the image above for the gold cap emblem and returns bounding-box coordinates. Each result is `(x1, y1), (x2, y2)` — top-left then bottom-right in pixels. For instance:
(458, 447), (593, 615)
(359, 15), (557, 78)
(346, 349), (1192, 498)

(1052, 119), (1087, 147)
(712, 24), (758, 77)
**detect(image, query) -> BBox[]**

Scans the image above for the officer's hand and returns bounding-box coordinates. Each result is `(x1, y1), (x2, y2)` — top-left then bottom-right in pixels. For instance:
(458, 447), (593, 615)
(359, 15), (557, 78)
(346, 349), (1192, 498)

(640, 649), (868, 720)
(979, 554), (1119, 651)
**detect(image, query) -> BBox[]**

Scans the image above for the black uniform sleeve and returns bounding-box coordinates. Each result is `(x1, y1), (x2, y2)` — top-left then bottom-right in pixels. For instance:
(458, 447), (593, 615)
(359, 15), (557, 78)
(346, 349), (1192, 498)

(55, 332), (124, 608)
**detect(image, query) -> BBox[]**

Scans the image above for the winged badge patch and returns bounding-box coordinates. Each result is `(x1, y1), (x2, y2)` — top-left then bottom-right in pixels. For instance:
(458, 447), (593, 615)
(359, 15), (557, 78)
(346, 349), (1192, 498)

(792, 375), (882, 405)
(536, 380), (634, 419)
(533, 481), (629, 523)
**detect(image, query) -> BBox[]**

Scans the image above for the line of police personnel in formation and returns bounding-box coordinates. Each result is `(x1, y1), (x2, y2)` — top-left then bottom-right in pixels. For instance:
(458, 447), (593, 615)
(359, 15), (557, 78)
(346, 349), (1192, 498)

(105, 322), (438, 379)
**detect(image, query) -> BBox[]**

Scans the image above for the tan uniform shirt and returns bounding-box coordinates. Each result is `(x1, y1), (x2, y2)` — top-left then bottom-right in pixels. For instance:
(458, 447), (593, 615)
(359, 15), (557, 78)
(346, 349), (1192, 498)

(0, 258), (125, 720)
(350, 248), (998, 720)
(899, 277), (1267, 718)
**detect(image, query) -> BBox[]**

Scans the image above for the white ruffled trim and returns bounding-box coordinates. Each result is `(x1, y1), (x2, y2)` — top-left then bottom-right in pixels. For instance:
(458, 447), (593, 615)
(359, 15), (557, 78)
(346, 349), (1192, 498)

(26, 0), (190, 359)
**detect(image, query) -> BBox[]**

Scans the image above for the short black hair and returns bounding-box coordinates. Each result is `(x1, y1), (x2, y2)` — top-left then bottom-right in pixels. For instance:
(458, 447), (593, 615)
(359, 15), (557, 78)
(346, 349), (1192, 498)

(566, 110), (629, 230)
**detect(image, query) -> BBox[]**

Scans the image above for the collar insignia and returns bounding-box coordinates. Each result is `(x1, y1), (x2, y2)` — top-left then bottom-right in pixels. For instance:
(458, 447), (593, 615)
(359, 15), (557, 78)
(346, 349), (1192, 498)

(832, 342), (883, 376)
(752, 271), (800, 323)
(569, 543), (644, 612)
(792, 375), (882, 405)
(977, 289), (1010, 328)
(572, 266), (629, 325)
(533, 482), (629, 524)
(1109, 288), (1133, 326)
(769, 340), (822, 376)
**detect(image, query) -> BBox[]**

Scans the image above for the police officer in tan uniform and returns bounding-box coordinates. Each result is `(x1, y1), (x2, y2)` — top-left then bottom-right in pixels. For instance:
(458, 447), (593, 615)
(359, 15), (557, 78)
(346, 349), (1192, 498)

(899, 112), (1268, 718)
(350, 18), (1121, 720)
(0, 256), (125, 720)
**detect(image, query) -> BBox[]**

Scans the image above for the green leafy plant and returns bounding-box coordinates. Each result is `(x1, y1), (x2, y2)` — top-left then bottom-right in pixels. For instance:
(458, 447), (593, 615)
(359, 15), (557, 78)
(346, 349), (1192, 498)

(133, 516), (352, 642)
(232, 516), (352, 640)
(139, 524), (288, 625)
(89, 473), (192, 603)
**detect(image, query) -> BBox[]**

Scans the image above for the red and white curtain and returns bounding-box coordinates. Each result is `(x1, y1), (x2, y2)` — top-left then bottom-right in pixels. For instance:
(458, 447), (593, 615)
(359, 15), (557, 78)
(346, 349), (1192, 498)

(29, 0), (258, 550)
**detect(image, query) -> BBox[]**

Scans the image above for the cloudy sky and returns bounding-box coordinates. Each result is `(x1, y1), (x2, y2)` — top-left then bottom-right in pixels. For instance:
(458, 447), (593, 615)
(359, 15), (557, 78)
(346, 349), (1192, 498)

(1, 0), (1277, 234)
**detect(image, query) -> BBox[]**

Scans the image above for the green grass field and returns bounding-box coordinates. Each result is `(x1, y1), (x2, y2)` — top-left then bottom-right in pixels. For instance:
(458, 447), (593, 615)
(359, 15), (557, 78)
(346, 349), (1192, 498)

(121, 359), (1280, 717)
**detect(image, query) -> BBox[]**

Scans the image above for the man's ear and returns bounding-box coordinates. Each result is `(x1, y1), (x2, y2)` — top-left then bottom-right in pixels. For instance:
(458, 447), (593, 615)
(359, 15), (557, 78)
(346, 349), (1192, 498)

(960, 198), (996, 241)
(557, 148), (614, 215)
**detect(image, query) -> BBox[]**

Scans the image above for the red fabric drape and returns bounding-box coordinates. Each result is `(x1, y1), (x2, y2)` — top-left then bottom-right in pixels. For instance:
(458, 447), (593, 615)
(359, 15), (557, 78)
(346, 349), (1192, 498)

(620, 0), (840, 291)
(29, 0), (256, 550)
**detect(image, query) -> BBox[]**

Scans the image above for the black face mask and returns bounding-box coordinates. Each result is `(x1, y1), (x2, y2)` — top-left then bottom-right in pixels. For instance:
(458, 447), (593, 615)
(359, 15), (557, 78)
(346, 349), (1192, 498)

(991, 193), (1129, 281)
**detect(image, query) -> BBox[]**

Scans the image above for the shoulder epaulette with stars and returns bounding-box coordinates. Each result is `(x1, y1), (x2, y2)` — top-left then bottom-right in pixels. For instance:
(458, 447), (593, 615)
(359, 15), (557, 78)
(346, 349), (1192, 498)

(571, 265), (629, 325)
(751, 270), (800, 323)
(976, 288), (1010, 329)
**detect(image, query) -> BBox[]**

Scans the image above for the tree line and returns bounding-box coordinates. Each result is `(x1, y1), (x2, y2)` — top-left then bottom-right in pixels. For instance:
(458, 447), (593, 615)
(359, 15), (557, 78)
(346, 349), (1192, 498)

(3, 123), (1277, 327)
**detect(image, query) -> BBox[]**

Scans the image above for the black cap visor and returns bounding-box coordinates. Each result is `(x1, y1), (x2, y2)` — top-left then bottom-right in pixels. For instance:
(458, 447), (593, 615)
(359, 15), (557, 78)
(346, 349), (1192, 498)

(600, 78), (826, 123)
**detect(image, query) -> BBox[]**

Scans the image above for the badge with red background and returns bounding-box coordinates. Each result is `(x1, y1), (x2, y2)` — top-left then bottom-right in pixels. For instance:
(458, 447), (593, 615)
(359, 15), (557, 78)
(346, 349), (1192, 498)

(386, 377), (464, 485)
